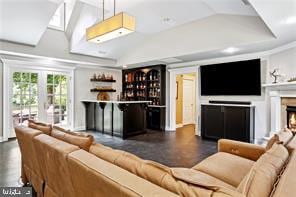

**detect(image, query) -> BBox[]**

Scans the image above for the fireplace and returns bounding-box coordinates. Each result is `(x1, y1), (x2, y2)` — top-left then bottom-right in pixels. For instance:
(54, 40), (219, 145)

(287, 106), (296, 132)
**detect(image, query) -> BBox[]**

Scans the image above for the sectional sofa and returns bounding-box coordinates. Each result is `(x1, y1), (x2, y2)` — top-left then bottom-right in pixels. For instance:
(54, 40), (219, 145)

(15, 120), (296, 197)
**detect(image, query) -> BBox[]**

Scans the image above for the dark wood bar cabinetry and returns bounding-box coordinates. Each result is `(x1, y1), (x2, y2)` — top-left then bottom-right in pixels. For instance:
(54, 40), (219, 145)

(201, 104), (255, 143)
(122, 65), (166, 131)
(82, 100), (150, 139)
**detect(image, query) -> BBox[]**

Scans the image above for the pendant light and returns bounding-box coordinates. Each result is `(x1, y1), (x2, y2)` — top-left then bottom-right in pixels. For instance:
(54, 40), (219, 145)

(86, 0), (136, 44)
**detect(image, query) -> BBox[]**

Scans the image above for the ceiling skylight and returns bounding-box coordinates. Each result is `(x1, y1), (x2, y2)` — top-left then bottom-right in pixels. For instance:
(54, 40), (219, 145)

(48, 3), (65, 31)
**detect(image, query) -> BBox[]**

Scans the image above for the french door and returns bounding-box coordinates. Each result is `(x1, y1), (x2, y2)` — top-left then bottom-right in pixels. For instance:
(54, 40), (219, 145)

(10, 69), (72, 137)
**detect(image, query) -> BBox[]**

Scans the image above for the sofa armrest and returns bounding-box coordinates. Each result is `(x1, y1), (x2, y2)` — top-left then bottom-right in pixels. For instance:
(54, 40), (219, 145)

(218, 139), (266, 161)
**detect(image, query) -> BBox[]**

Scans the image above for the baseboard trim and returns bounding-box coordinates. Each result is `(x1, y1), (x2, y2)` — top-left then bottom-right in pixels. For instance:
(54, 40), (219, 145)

(165, 126), (175, 131)
(0, 137), (8, 143)
(73, 126), (86, 131)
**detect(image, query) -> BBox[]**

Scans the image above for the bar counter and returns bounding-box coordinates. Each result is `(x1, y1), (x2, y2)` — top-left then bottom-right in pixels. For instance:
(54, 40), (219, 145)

(81, 100), (151, 138)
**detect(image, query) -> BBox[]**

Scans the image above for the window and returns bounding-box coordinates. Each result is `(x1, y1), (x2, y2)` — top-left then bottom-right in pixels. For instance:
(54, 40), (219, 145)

(48, 3), (65, 31)
(12, 72), (39, 126)
(46, 73), (68, 126)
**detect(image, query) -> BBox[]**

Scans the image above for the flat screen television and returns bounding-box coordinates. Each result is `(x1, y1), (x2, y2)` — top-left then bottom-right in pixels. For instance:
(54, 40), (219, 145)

(200, 59), (261, 96)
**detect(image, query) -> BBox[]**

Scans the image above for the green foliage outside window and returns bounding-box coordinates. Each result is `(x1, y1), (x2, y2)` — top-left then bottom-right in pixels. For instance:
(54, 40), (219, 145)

(12, 72), (67, 107)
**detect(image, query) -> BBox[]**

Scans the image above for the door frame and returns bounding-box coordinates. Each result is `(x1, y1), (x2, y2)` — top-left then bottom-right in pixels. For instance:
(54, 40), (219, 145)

(168, 66), (200, 135)
(182, 76), (196, 125)
(2, 58), (75, 142)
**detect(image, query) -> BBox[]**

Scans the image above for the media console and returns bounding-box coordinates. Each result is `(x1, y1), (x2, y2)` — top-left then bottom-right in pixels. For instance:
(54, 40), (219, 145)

(201, 103), (255, 143)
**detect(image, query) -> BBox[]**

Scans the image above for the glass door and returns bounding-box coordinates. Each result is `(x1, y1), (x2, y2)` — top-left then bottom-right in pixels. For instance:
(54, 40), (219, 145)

(46, 73), (68, 126)
(12, 72), (39, 127)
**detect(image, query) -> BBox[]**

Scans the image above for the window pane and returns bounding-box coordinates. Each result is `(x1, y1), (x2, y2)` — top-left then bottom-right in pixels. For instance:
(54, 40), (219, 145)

(47, 74), (53, 84)
(31, 73), (38, 83)
(30, 95), (38, 106)
(13, 72), (21, 82)
(22, 73), (30, 82)
(47, 85), (54, 95)
(21, 106), (30, 121)
(61, 95), (67, 107)
(31, 84), (38, 95)
(22, 95), (30, 105)
(60, 75), (67, 84)
(30, 106), (38, 120)
(12, 95), (21, 107)
(59, 115), (67, 125)
(21, 84), (30, 95)
(54, 75), (61, 85)
(54, 96), (61, 105)
(61, 84), (67, 94)
(54, 84), (60, 94)
(47, 96), (54, 105)
(13, 83), (21, 95)
(12, 115), (21, 127)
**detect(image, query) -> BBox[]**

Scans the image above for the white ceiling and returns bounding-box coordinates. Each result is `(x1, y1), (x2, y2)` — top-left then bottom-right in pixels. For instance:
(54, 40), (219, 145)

(0, 0), (63, 45)
(70, 0), (261, 60)
(0, 0), (295, 67)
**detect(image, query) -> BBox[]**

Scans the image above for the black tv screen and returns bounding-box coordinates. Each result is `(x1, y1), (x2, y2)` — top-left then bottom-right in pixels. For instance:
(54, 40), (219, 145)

(200, 59), (261, 96)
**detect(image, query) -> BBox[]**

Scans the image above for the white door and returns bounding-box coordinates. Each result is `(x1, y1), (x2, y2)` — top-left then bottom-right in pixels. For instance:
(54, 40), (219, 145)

(11, 71), (40, 137)
(183, 79), (195, 125)
(9, 69), (71, 138)
(44, 72), (69, 126)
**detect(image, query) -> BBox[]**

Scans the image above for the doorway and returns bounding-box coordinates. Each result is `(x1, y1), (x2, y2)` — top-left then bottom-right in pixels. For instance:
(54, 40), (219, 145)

(175, 73), (196, 131)
(3, 61), (74, 140)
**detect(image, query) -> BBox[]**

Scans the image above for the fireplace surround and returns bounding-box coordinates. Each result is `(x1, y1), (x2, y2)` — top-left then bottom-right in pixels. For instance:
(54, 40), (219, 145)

(287, 106), (296, 132)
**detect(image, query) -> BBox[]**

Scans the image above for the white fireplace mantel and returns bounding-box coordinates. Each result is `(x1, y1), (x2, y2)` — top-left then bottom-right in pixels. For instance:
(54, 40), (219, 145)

(262, 81), (296, 91)
(266, 83), (296, 136)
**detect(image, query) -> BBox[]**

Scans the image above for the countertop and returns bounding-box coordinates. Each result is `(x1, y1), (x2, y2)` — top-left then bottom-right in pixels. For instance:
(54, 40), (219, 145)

(81, 100), (152, 104)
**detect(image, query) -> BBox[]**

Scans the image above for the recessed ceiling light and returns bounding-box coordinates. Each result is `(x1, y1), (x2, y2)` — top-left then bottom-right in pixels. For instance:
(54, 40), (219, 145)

(284, 16), (296, 25)
(123, 65), (127, 68)
(222, 47), (239, 54)
(162, 17), (176, 26)
(98, 50), (107, 55)
(160, 57), (183, 63)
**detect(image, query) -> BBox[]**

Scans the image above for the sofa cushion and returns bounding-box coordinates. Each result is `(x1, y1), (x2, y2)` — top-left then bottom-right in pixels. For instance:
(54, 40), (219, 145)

(171, 168), (236, 191)
(266, 129), (293, 150)
(33, 134), (80, 197)
(90, 144), (127, 162)
(236, 143), (289, 197)
(68, 149), (179, 197)
(51, 126), (94, 151)
(286, 135), (296, 152)
(91, 144), (146, 176)
(192, 152), (254, 187)
(28, 119), (52, 135)
(90, 143), (241, 197)
(272, 151), (296, 197)
(14, 126), (44, 195)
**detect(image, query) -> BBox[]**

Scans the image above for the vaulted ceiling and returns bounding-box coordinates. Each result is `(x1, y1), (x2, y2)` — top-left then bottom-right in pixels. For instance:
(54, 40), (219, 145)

(0, 0), (295, 67)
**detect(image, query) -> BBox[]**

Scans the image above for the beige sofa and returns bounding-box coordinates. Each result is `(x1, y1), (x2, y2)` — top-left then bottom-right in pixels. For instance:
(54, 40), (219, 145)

(15, 122), (296, 197)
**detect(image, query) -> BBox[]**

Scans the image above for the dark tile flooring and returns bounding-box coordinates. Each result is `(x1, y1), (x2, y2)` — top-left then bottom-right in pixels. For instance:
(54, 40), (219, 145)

(0, 124), (217, 187)
(91, 125), (217, 167)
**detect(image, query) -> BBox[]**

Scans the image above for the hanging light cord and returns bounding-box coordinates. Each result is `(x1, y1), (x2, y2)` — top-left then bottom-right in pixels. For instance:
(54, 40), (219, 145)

(101, 0), (116, 20)
(102, 0), (105, 20)
(114, 0), (116, 16)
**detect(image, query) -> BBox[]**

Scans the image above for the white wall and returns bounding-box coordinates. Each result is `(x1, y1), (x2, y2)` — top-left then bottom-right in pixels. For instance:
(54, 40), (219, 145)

(73, 67), (122, 130)
(166, 58), (270, 142)
(268, 47), (296, 83)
